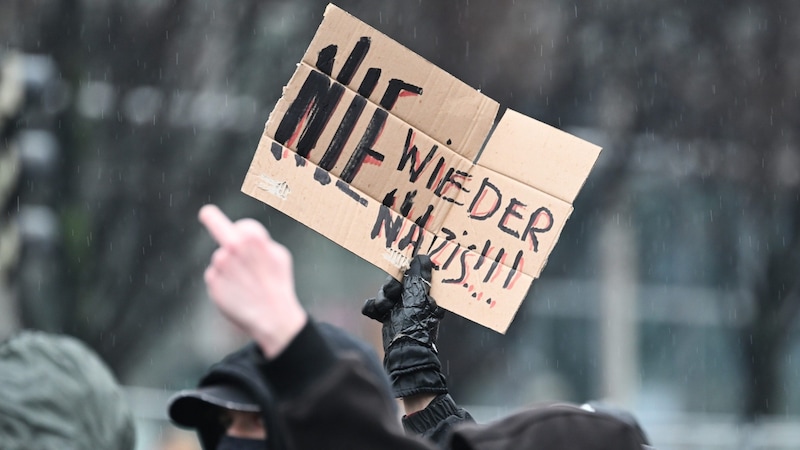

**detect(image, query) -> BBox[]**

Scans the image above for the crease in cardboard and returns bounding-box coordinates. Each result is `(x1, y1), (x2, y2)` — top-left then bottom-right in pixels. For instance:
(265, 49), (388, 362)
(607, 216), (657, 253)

(472, 106), (507, 164)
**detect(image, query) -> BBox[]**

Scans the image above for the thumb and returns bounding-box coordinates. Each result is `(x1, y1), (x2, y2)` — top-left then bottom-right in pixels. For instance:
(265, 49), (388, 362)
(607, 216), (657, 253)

(407, 254), (432, 283)
(362, 277), (402, 321)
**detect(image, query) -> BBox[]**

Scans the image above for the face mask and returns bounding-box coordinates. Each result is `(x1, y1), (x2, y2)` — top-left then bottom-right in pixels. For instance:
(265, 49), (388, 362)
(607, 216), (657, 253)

(216, 435), (267, 450)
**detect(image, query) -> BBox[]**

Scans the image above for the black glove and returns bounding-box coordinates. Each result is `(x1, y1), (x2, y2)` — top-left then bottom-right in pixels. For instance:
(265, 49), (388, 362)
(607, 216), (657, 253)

(363, 255), (445, 348)
(362, 255), (448, 399)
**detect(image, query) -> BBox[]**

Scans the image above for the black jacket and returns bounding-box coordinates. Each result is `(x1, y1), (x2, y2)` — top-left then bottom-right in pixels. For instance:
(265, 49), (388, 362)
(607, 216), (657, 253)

(262, 320), (651, 450)
(263, 320), (433, 450)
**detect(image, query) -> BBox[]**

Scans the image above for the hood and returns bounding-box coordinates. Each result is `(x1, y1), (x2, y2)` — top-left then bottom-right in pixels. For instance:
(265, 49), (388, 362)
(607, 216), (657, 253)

(0, 330), (136, 450)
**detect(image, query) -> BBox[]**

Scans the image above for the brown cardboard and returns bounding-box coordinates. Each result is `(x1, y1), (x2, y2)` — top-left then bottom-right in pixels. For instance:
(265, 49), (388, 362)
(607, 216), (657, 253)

(242, 4), (602, 333)
(479, 109), (602, 203)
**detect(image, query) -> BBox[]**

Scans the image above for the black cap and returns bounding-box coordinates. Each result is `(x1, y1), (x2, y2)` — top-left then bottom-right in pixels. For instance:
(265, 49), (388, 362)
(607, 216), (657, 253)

(168, 382), (260, 428)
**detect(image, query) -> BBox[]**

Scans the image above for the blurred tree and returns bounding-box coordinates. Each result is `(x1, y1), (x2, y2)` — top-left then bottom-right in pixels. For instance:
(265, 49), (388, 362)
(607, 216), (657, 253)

(0, 0), (357, 386)
(638, 0), (800, 418)
(417, 0), (800, 418)
(0, 0), (798, 422)
(0, 51), (24, 338)
(1, 0), (310, 377)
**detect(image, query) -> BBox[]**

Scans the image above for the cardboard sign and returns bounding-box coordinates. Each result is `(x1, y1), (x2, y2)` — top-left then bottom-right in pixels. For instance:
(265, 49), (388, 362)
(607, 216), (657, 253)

(242, 4), (601, 333)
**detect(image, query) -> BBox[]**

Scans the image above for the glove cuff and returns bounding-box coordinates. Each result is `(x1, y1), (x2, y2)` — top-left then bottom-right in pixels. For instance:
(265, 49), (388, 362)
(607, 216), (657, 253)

(384, 339), (447, 398)
(402, 394), (461, 433)
(388, 330), (436, 348)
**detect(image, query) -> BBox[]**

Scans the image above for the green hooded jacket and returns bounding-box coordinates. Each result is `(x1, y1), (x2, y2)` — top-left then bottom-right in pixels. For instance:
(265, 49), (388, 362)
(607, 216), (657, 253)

(0, 330), (136, 450)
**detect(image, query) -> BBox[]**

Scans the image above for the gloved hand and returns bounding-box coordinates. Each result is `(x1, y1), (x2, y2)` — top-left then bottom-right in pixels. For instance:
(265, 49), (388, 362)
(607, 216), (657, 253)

(363, 255), (445, 348)
(362, 255), (448, 398)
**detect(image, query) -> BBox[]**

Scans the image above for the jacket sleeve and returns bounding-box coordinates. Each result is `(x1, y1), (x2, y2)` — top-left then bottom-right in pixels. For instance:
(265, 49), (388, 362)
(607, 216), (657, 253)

(403, 393), (475, 446)
(257, 319), (436, 450)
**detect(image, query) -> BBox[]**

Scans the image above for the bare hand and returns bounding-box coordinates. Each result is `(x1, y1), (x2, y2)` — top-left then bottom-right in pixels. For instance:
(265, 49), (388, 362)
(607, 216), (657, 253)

(198, 204), (307, 358)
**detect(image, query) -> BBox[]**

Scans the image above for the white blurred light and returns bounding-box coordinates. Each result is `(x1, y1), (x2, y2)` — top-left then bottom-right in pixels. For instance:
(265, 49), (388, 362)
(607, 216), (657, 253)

(18, 130), (59, 173)
(18, 205), (60, 243)
(189, 91), (228, 129)
(77, 81), (116, 119)
(81, 83), (264, 132)
(122, 86), (164, 125)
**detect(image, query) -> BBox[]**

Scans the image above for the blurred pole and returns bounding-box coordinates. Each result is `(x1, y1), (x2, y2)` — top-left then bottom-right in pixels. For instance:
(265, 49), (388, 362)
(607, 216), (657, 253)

(15, 54), (64, 332)
(0, 51), (25, 340)
(0, 51), (64, 337)
(599, 203), (639, 408)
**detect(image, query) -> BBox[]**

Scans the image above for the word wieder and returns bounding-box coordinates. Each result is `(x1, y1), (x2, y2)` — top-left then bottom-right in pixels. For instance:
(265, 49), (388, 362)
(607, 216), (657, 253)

(393, 129), (556, 253)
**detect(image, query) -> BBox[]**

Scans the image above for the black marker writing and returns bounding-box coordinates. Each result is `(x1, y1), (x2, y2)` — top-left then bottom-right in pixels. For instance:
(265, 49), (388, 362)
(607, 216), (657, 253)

(397, 129), (438, 183)
(521, 207), (553, 252)
(274, 69), (344, 156)
(370, 205), (425, 255)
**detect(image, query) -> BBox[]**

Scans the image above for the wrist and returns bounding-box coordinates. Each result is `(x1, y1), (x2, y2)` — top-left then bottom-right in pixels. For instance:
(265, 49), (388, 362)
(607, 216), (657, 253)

(253, 305), (308, 359)
(258, 319), (339, 401)
(402, 393), (437, 415)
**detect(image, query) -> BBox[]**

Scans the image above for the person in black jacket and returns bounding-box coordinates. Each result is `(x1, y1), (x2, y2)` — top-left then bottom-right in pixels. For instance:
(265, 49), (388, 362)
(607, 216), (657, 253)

(186, 204), (427, 450)
(194, 203), (653, 450)
(168, 312), (395, 450)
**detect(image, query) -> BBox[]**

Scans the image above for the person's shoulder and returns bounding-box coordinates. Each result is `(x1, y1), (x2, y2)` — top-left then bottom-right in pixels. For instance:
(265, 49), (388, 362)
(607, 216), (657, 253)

(0, 331), (136, 450)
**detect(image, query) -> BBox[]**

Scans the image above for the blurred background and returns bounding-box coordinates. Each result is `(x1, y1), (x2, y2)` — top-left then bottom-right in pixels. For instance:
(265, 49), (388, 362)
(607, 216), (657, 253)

(1, 0), (799, 448)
